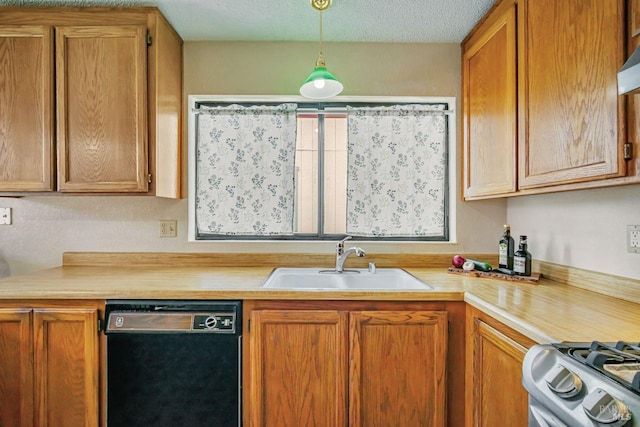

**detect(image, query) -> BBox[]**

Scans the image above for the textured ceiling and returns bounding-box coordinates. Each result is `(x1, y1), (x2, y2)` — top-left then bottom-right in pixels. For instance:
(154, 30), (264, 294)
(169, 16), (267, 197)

(0, 0), (497, 42)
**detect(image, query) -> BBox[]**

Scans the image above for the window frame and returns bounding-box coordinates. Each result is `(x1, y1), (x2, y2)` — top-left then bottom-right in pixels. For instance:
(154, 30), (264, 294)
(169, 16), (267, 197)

(188, 95), (457, 243)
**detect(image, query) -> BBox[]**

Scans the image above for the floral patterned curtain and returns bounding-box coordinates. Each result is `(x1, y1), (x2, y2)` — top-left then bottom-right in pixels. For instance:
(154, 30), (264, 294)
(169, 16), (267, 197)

(346, 104), (447, 237)
(195, 104), (297, 235)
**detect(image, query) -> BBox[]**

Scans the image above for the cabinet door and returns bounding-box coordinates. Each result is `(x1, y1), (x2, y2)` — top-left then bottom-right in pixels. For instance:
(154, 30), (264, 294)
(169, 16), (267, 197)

(518, 0), (626, 188)
(349, 311), (448, 427)
(463, 1), (517, 198)
(0, 309), (33, 427)
(56, 25), (148, 192)
(0, 26), (54, 192)
(249, 310), (348, 427)
(626, 0), (640, 179)
(33, 309), (99, 427)
(468, 317), (529, 427)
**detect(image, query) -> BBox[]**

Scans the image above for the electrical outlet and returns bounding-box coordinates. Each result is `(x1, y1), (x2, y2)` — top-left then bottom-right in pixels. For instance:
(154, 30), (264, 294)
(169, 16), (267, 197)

(160, 220), (177, 237)
(0, 208), (11, 225)
(628, 225), (640, 254)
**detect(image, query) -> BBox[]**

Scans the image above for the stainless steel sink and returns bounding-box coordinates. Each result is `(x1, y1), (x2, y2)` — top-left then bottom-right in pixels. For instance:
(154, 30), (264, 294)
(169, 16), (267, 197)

(261, 267), (432, 290)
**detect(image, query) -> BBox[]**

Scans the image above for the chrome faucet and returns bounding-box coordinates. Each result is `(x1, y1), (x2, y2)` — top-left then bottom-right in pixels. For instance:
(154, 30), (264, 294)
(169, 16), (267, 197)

(335, 236), (366, 272)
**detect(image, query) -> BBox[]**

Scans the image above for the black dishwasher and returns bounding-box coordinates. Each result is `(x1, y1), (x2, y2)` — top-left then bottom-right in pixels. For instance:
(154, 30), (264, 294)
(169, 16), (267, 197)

(105, 300), (242, 427)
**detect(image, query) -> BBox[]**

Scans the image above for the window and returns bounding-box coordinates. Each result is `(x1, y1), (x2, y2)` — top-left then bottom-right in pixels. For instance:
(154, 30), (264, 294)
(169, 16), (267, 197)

(188, 96), (455, 242)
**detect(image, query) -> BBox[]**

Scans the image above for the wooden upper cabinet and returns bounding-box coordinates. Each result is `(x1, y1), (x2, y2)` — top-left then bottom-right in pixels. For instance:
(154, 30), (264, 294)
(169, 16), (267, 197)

(249, 310), (348, 427)
(149, 16), (183, 198)
(518, 0), (626, 188)
(462, 1), (517, 199)
(349, 311), (448, 427)
(0, 8), (183, 197)
(56, 26), (148, 192)
(33, 308), (99, 427)
(0, 26), (54, 192)
(0, 309), (33, 427)
(625, 0), (640, 179)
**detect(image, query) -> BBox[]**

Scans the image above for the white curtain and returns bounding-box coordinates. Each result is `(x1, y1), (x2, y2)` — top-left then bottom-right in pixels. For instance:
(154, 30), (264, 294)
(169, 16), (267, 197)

(346, 104), (447, 237)
(195, 104), (297, 235)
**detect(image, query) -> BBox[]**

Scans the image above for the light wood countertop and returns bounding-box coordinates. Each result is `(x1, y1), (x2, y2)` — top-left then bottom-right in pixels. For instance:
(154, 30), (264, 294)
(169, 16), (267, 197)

(0, 261), (638, 345)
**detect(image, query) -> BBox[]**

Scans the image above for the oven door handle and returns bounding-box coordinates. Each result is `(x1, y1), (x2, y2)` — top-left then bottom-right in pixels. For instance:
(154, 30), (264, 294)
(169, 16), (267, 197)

(529, 405), (567, 427)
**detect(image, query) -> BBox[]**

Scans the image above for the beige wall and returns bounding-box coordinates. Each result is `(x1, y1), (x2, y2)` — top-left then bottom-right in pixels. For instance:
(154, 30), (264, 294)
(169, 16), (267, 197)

(0, 41), (507, 277)
(507, 185), (640, 280)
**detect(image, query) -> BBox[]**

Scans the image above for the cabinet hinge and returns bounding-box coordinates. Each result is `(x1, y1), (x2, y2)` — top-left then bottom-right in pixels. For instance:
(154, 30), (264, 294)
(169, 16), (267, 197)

(147, 174), (152, 184)
(448, 320), (451, 335)
(624, 142), (633, 161)
(98, 318), (104, 334)
(247, 319), (250, 332)
(146, 32), (152, 46)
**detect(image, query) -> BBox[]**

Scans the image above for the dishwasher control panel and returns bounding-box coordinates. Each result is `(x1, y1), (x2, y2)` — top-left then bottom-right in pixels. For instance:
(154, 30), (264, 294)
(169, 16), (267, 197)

(193, 314), (236, 332)
(106, 312), (237, 333)
(104, 300), (241, 334)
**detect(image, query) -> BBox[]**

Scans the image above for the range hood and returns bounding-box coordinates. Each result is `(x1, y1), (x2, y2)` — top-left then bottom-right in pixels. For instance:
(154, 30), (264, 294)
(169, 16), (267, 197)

(618, 45), (640, 95)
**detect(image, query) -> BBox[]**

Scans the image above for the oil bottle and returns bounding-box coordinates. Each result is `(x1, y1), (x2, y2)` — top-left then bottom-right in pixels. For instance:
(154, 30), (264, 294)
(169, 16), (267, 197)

(514, 235), (532, 276)
(499, 225), (515, 270)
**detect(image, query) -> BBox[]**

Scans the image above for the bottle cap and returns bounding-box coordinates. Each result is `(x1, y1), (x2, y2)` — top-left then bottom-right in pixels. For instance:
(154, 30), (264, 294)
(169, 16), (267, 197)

(520, 235), (527, 240)
(504, 224), (510, 229)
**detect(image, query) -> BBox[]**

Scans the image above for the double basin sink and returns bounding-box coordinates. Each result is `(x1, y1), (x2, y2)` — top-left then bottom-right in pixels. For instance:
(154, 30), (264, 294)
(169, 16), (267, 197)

(261, 267), (432, 291)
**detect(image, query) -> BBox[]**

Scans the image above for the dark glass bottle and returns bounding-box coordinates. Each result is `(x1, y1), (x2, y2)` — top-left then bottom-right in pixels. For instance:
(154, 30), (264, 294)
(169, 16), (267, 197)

(514, 235), (532, 276)
(499, 224), (515, 270)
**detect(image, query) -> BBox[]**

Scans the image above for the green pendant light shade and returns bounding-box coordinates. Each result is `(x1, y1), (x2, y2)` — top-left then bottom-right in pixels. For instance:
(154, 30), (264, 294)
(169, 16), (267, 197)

(300, 60), (343, 99)
(300, 0), (343, 99)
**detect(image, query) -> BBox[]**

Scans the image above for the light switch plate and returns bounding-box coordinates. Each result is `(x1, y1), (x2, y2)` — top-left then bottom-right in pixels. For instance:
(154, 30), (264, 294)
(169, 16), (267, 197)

(628, 225), (640, 254)
(0, 208), (11, 225)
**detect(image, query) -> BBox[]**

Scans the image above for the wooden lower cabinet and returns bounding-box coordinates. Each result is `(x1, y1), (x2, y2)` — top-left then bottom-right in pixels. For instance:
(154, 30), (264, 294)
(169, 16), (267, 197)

(0, 303), (100, 427)
(247, 302), (448, 427)
(0, 309), (32, 427)
(249, 310), (349, 426)
(349, 311), (448, 427)
(465, 306), (535, 427)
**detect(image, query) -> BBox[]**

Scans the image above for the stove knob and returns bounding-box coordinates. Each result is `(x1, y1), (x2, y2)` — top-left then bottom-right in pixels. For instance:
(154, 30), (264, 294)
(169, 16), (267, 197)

(544, 364), (583, 398)
(204, 316), (218, 330)
(582, 388), (631, 426)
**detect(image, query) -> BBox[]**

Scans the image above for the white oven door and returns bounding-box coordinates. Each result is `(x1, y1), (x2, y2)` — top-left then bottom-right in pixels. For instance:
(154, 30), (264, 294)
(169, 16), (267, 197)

(528, 397), (568, 427)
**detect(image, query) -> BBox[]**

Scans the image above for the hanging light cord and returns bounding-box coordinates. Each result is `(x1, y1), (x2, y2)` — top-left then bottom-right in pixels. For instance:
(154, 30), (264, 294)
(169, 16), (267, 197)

(316, 10), (326, 67)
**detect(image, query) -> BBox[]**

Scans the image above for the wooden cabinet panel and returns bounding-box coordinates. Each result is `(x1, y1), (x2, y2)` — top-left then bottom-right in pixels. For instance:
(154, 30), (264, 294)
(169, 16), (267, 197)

(625, 0), (640, 179)
(349, 311), (448, 427)
(0, 26), (54, 192)
(518, 0), (626, 188)
(0, 309), (33, 427)
(33, 309), (99, 427)
(56, 25), (148, 192)
(0, 9), (183, 197)
(463, 1), (517, 198)
(466, 307), (535, 427)
(248, 306), (449, 426)
(249, 310), (348, 427)
(472, 319), (528, 426)
(148, 14), (183, 198)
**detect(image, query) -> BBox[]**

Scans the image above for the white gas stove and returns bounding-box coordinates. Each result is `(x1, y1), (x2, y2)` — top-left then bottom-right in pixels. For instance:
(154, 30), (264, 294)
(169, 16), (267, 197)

(523, 341), (640, 426)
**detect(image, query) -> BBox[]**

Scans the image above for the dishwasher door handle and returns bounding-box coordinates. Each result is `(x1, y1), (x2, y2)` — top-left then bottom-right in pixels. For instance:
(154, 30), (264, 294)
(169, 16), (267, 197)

(153, 305), (189, 311)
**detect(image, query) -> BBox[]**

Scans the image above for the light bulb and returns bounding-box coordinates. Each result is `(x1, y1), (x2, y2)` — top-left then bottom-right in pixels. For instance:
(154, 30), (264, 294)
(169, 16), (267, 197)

(313, 78), (326, 89)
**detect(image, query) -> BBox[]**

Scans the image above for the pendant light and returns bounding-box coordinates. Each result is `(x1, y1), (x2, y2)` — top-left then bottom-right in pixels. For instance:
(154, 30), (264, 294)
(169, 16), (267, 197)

(300, 0), (343, 99)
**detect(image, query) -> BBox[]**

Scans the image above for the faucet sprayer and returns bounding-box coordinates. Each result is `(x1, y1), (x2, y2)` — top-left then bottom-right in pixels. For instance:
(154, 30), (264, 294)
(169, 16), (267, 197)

(335, 236), (366, 272)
